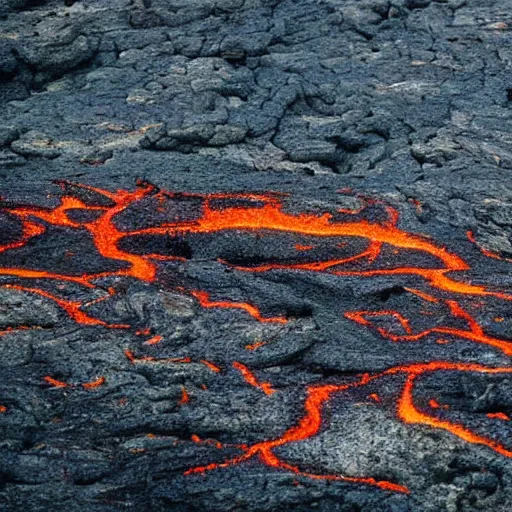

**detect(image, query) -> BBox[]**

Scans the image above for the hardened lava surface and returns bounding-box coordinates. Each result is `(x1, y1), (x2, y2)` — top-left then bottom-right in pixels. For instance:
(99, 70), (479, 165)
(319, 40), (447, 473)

(2, 1), (512, 512)
(1, 182), (512, 512)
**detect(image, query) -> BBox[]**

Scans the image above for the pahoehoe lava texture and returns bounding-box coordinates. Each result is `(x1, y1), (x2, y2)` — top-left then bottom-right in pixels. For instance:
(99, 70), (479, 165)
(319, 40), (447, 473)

(1, 1), (512, 511)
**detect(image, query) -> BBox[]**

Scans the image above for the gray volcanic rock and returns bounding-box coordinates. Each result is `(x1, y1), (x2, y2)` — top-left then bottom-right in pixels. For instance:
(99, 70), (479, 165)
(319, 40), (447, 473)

(1, 1), (512, 512)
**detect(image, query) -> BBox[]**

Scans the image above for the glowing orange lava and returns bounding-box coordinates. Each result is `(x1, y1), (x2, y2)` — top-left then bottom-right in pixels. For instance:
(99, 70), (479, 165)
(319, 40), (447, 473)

(3, 284), (129, 329)
(200, 360), (222, 373)
(124, 349), (220, 373)
(82, 377), (106, 389)
(487, 412), (510, 421)
(345, 289), (512, 357)
(2, 180), (512, 495)
(44, 376), (68, 388)
(144, 335), (163, 345)
(190, 290), (287, 324)
(43, 375), (106, 389)
(179, 387), (190, 405)
(467, 230), (512, 262)
(232, 362), (275, 395)
(245, 340), (268, 351)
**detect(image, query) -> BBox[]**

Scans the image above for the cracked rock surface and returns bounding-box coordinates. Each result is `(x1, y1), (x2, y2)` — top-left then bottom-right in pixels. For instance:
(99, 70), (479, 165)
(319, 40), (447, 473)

(1, 1), (512, 511)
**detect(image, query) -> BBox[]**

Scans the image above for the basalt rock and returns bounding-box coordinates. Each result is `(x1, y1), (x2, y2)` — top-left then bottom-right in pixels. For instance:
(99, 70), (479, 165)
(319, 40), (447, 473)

(1, 1), (512, 512)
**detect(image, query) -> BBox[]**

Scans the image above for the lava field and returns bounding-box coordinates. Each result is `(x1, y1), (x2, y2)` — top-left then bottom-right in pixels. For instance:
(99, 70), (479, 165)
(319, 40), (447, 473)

(1, 1), (512, 511)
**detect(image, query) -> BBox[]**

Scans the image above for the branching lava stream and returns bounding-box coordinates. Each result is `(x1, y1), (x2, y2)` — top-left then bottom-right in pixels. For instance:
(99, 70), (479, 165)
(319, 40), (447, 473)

(1, 180), (511, 495)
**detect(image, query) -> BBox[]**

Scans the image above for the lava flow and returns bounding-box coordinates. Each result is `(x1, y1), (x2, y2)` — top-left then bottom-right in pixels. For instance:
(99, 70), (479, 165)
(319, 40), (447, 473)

(1, 180), (512, 495)
(232, 362), (275, 395)
(344, 288), (512, 356)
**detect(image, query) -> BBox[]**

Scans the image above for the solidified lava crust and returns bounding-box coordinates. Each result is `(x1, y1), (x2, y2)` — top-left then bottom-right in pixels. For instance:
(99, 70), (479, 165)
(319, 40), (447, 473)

(1, 1), (512, 511)
(1, 179), (512, 510)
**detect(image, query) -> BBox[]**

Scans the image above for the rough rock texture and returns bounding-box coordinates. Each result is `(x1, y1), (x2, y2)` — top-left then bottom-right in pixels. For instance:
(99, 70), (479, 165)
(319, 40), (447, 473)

(1, 1), (512, 511)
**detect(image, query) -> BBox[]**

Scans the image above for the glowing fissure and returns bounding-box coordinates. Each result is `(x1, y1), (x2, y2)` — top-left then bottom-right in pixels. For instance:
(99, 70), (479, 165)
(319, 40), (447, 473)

(3, 284), (129, 329)
(232, 362), (275, 395)
(186, 362), (512, 491)
(190, 290), (287, 324)
(1, 180), (512, 494)
(345, 291), (512, 357)
(124, 349), (220, 373)
(467, 230), (512, 263)
(132, 201), (496, 300)
(44, 375), (106, 389)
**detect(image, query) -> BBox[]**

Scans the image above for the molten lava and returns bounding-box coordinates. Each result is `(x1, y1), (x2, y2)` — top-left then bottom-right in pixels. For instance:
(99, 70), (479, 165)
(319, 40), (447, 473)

(232, 362), (275, 395)
(179, 386), (190, 405)
(190, 290), (287, 324)
(487, 412), (510, 421)
(344, 290), (512, 357)
(43, 375), (106, 389)
(1, 180), (512, 495)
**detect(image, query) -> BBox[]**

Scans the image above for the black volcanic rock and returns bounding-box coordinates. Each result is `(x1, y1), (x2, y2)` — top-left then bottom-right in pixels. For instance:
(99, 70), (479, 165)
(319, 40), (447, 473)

(1, 1), (512, 511)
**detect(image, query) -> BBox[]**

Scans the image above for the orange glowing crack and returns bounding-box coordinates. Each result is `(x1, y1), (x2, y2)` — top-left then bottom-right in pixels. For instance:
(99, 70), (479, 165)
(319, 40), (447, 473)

(124, 350), (220, 373)
(191, 434), (223, 449)
(2, 284), (129, 329)
(246, 340), (268, 351)
(467, 231), (512, 263)
(404, 287), (438, 303)
(166, 200), (505, 299)
(131, 199), (445, 257)
(190, 434), (247, 451)
(0, 405), (8, 413)
(127, 194), (507, 299)
(83, 287), (117, 308)
(429, 399), (440, 409)
(82, 376), (106, 389)
(408, 198), (423, 214)
(186, 362), (512, 490)
(0, 219), (45, 254)
(179, 387), (190, 405)
(144, 335), (163, 345)
(143, 253), (187, 262)
(224, 239), (382, 273)
(44, 376), (68, 388)
(428, 399), (448, 410)
(200, 360), (222, 373)
(330, 268), (509, 300)
(0, 325), (39, 337)
(345, 290), (512, 357)
(345, 310), (413, 337)
(190, 290), (287, 324)
(44, 375), (106, 389)
(232, 362), (275, 395)
(124, 349), (191, 365)
(397, 371), (512, 458)
(0, 268), (98, 287)
(487, 412), (510, 421)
